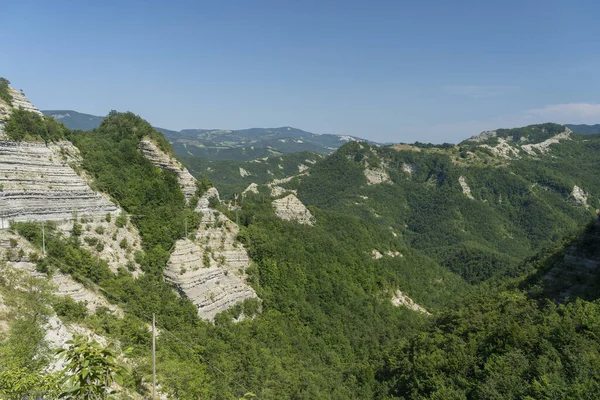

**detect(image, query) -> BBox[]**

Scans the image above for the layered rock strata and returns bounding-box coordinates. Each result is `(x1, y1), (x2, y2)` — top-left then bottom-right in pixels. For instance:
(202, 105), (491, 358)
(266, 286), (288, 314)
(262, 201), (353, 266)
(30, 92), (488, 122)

(272, 194), (314, 225)
(0, 89), (120, 226)
(138, 138), (197, 201)
(164, 188), (257, 320)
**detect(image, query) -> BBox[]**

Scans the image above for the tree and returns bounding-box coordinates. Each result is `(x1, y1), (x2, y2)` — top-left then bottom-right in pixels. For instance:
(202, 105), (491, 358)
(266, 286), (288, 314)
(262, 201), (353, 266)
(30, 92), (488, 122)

(57, 335), (130, 399)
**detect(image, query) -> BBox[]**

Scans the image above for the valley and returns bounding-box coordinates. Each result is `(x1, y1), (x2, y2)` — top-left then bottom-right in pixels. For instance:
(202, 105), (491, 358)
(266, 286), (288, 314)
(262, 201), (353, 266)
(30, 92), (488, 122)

(2, 80), (600, 399)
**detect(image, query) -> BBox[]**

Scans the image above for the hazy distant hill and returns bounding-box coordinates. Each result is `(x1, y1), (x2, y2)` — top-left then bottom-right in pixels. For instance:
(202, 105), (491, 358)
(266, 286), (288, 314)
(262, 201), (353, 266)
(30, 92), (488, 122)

(42, 109), (370, 160)
(42, 110), (104, 131)
(565, 124), (600, 134)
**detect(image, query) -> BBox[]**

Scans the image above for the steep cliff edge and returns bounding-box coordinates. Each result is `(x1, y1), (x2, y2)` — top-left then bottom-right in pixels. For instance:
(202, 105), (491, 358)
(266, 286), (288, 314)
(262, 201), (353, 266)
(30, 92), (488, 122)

(0, 89), (120, 226)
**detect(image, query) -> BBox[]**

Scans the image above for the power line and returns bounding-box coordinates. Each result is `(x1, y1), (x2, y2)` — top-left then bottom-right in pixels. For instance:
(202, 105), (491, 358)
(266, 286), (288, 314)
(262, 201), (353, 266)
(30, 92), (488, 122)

(71, 272), (262, 400)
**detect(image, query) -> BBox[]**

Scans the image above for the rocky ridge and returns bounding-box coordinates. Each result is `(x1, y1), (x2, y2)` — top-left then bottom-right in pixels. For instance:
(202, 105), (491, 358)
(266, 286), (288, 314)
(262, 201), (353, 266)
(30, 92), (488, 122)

(272, 194), (314, 225)
(138, 143), (259, 320)
(138, 138), (197, 201)
(0, 89), (121, 227)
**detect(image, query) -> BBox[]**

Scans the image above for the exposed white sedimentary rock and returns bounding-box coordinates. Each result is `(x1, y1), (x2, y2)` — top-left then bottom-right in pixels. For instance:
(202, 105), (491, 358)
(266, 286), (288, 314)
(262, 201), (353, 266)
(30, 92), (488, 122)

(0, 142), (119, 225)
(364, 167), (391, 185)
(164, 188), (257, 321)
(402, 163), (415, 175)
(298, 164), (309, 173)
(272, 194), (314, 225)
(468, 130), (497, 142)
(521, 129), (571, 155)
(458, 176), (474, 200)
(8, 260), (121, 315)
(391, 290), (431, 315)
(138, 139), (197, 201)
(572, 185), (589, 207)
(372, 249), (383, 259)
(385, 250), (403, 257)
(479, 137), (521, 159)
(239, 167), (250, 177)
(0, 89), (120, 225)
(243, 182), (259, 195)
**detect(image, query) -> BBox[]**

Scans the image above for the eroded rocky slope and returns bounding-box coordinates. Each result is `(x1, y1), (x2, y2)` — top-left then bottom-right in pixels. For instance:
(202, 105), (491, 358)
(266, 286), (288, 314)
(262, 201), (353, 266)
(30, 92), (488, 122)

(139, 140), (258, 320)
(0, 90), (120, 226)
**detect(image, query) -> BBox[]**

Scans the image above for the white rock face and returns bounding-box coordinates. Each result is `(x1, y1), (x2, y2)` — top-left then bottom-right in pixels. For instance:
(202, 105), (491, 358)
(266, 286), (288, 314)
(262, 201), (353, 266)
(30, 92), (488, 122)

(243, 182), (259, 195)
(479, 137), (521, 159)
(572, 185), (588, 207)
(371, 249), (383, 260)
(521, 129), (571, 155)
(0, 140), (120, 224)
(138, 139), (197, 201)
(458, 176), (474, 200)
(385, 250), (403, 257)
(298, 164), (309, 173)
(239, 167), (250, 177)
(8, 88), (43, 116)
(0, 91), (120, 226)
(391, 290), (430, 315)
(165, 188), (257, 321)
(468, 130), (497, 142)
(402, 163), (415, 175)
(364, 167), (391, 185)
(272, 194), (314, 225)
(8, 260), (120, 315)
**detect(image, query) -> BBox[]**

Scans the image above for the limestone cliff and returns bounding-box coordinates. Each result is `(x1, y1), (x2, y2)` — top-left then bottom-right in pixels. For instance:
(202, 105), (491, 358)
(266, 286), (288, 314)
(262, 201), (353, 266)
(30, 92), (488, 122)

(0, 88), (120, 226)
(272, 194), (314, 225)
(138, 144), (259, 320)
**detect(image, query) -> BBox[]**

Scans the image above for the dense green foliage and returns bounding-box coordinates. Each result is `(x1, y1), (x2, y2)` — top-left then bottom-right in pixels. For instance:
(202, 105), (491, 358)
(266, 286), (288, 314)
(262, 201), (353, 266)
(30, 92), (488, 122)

(0, 77), (11, 105)
(4, 112), (600, 398)
(69, 112), (197, 266)
(295, 139), (596, 283)
(183, 151), (322, 198)
(4, 108), (69, 143)
(565, 123), (600, 134)
(57, 335), (130, 399)
(380, 289), (600, 399)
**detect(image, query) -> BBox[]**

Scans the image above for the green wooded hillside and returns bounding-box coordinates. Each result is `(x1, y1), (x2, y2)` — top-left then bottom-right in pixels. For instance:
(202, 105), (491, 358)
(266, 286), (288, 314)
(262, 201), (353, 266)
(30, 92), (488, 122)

(3, 112), (600, 399)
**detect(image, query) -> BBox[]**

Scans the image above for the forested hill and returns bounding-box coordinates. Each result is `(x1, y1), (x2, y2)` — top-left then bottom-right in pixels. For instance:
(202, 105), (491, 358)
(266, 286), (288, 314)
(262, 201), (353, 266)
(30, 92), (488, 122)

(4, 85), (600, 400)
(565, 123), (600, 134)
(42, 109), (370, 161)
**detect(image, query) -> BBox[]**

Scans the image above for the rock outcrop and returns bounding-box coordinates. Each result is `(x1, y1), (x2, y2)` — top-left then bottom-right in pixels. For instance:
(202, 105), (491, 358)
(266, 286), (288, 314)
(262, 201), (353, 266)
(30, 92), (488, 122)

(138, 139), (197, 201)
(243, 182), (259, 195)
(521, 128), (571, 155)
(272, 194), (314, 225)
(364, 167), (391, 185)
(0, 89), (120, 227)
(458, 176), (474, 200)
(391, 290), (431, 315)
(572, 185), (589, 208)
(164, 188), (257, 321)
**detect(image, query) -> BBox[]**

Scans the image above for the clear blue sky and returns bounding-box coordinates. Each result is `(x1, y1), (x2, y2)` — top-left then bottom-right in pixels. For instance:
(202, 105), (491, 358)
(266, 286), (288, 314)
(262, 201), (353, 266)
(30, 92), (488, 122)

(2, 0), (600, 143)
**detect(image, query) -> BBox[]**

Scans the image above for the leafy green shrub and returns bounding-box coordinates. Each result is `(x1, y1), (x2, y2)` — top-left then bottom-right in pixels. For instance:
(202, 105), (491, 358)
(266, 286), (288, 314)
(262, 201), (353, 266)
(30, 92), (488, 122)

(4, 108), (69, 143)
(84, 236), (99, 247)
(115, 215), (127, 228)
(95, 226), (105, 235)
(52, 296), (88, 322)
(0, 77), (12, 105)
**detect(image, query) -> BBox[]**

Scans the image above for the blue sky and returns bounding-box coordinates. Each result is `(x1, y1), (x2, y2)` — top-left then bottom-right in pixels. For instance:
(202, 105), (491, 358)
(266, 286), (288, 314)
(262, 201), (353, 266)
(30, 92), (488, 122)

(2, 0), (599, 143)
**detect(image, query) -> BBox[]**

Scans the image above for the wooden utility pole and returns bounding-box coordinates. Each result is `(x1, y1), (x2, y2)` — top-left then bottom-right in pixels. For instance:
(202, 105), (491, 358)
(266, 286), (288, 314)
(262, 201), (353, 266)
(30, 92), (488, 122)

(152, 313), (156, 400)
(41, 221), (46, 256)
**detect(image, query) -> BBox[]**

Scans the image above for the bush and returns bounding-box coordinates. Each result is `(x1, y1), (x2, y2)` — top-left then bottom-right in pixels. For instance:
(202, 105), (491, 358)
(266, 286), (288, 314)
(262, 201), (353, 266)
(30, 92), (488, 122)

(52, 296), (88, 322)
(0, 77), (12, 105)
(4, 108), (69, 143)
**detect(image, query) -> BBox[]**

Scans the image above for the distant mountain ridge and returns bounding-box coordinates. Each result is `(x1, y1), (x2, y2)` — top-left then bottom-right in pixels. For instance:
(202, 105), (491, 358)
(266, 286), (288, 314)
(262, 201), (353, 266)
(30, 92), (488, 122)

(42, 109), (371, 161)
(564, 124), (600, 134)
